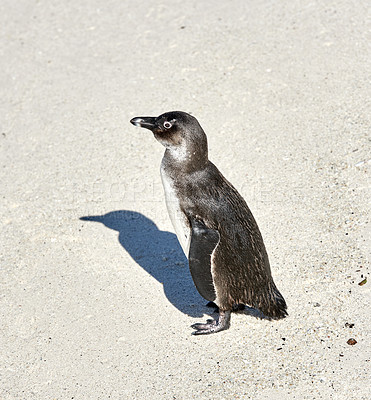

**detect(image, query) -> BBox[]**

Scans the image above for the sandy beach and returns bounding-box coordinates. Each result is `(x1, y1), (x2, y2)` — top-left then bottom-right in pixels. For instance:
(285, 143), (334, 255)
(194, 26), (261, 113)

(1, 0), (370, 399)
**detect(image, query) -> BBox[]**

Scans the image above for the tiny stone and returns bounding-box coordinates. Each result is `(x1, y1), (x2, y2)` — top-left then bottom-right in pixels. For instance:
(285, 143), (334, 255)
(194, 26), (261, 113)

(358, 278), (367, 286)
(347, 338), (357, 345)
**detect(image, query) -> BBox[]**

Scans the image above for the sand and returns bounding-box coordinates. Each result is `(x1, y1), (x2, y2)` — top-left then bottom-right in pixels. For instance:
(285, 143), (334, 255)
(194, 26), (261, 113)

(0, 0), (369, 399)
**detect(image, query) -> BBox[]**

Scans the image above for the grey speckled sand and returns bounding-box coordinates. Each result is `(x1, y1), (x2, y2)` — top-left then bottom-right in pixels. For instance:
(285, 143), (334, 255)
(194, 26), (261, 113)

(0, 1), (369, 399)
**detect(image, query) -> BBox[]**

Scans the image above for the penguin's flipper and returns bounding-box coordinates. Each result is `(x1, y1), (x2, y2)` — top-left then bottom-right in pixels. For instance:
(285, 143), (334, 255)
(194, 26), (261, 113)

(188, 218), (220, 302)
(188, 218), (231, 335)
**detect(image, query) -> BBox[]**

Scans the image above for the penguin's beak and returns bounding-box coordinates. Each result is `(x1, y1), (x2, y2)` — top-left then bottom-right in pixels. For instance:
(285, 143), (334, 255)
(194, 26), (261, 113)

(130, 116), (157, 131)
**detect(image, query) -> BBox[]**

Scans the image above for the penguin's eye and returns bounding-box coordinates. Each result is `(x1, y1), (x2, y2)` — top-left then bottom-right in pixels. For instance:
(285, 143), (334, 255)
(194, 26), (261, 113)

(163, 121), (172, 129)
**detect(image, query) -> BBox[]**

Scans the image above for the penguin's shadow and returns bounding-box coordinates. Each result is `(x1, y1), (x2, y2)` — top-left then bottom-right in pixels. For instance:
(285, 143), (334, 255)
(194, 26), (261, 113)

(80, 210), (206, 317)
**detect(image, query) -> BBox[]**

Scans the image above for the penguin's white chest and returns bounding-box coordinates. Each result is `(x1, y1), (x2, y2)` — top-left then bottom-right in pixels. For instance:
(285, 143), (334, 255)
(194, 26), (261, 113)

(160, 164), (191, 257)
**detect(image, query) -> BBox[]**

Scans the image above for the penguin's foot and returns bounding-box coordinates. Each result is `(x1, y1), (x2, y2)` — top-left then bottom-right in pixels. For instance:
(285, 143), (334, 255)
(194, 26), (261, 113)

(233, 303), (245, 312)
(191, 310), (231, 335)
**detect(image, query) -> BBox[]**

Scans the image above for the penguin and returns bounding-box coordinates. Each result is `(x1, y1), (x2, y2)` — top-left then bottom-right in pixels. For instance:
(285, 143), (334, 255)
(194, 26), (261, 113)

(130, 111), (287, 335)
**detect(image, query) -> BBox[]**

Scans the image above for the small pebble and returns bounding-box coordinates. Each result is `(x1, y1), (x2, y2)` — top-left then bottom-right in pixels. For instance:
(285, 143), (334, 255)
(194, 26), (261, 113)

(358, 278), (367, 286)
(347, 338), (357, 345)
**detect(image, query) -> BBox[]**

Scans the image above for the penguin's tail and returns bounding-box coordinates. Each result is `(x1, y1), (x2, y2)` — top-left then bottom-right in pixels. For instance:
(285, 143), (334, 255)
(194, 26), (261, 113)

(257, 281), (288, 320)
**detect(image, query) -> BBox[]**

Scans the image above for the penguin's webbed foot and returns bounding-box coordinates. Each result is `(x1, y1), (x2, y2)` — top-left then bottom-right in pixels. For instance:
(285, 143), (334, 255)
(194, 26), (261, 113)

(232, 303), (245, 312)
(191, 310), (231, 335)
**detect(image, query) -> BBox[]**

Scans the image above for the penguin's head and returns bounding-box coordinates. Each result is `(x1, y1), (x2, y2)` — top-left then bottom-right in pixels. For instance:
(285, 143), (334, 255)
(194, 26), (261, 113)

(130, 111), (207, 160)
